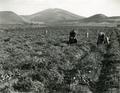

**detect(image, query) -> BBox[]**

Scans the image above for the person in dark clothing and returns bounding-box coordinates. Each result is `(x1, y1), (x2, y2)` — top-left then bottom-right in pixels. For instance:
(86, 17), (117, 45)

(97, 32), (105, 45)
(69, 29), (77, 44)
(70, 29), (76, 38)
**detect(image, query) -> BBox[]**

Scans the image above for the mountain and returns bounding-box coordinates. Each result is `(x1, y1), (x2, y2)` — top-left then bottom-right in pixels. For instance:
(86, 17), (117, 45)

(81, 14), (108, 22)
(88, 14), (108, 19)
(81, 14), (120, 24)
(0, 10), (120, 26)
(23, 8), (84, 23)
(0, 11), (26, 24)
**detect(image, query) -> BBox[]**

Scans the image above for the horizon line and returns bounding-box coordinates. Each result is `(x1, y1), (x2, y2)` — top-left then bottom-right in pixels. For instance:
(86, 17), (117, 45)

(0, 8), (120, 17)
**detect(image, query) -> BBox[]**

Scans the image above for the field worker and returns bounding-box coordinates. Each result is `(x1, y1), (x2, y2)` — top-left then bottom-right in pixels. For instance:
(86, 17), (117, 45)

(69, 29), (77, 44)
(107, 37), (110, 45)
(105, 36), (110, 45)
(97, 32), (105, 45)
(70, 29), (76, 37)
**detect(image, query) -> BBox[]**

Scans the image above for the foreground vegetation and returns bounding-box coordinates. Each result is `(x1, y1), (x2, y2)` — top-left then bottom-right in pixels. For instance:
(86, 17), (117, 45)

(0, 26), (120, 93)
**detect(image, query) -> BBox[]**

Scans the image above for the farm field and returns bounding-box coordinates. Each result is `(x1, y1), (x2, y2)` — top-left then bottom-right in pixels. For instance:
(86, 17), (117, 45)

(0, 26), (120, 93)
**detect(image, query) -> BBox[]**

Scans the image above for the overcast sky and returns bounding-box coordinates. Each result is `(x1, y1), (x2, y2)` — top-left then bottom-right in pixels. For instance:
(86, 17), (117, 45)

(0, 0), (120, 17)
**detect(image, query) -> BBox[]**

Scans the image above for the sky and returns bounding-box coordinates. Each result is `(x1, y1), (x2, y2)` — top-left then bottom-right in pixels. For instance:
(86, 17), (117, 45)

(0, 0), (120, 17)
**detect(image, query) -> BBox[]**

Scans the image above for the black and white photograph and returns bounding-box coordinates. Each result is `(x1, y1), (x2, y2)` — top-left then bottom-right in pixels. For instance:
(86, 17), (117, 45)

(0, 0), (120, 93)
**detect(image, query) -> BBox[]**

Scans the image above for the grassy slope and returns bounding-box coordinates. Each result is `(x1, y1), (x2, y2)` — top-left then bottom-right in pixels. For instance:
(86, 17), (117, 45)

(0, 11), (26, 24)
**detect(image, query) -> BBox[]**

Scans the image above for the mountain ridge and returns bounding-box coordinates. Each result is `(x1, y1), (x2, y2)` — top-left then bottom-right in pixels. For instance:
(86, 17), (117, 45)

(22, 8), (84, 23)
(0, 11), (26, 24)
(0, 9), (120, 25)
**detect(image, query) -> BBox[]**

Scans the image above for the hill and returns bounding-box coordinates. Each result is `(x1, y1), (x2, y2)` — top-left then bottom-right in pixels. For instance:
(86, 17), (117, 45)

(0, 10), (120, 26)
(23, 8), (84, 23)
(81, 14), (108, 22)
(0, 11), (26, 24)
(80, 14), (120, 24)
